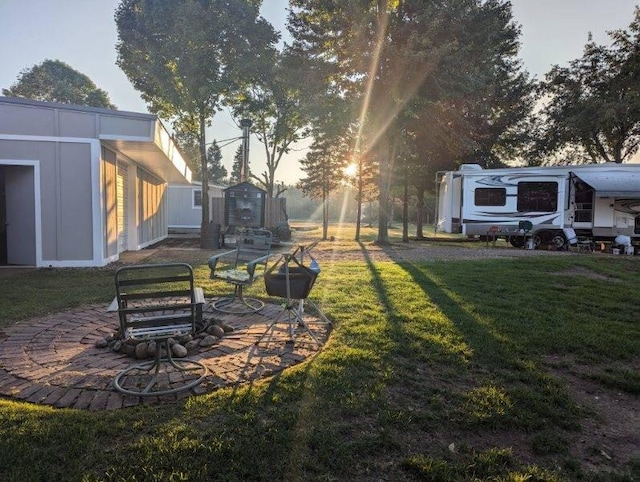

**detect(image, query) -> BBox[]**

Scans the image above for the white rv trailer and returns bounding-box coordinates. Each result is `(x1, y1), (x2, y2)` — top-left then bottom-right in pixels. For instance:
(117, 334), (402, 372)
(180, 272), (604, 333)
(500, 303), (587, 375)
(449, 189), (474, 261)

(436, 163), (640, 248)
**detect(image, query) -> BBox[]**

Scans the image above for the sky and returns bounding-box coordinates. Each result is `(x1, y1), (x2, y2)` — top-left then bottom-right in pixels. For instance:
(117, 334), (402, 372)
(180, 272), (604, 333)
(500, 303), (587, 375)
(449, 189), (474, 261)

(0, 0), (638, 182)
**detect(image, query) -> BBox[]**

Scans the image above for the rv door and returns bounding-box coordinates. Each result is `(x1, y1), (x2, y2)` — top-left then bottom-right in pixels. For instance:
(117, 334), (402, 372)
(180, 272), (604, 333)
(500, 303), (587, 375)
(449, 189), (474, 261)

(436, 171), (462, 234)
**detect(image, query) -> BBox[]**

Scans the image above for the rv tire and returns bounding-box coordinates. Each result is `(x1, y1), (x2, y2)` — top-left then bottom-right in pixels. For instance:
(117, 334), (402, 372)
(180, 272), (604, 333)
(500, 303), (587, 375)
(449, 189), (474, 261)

(509, 236), (525, 248)
(550, 233), (566, 249)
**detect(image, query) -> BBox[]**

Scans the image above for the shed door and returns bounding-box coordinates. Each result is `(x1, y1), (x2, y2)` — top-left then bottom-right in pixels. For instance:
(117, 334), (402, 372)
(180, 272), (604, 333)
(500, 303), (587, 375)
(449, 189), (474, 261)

(4, 165), (36, 266)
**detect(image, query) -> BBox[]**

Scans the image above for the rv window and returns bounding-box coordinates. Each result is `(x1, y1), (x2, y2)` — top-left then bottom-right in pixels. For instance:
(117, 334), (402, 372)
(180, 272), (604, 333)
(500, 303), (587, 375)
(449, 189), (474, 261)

(193, 189), (203, 208)
(517, 182), (557, 212)
(475, 188), (506, 206)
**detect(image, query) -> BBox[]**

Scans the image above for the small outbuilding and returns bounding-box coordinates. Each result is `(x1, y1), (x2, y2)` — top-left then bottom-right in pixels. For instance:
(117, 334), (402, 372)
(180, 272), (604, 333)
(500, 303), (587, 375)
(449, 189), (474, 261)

(0, 96), (192, 267)
(167, 181), (225, 234)
(224, 181), (266, 229)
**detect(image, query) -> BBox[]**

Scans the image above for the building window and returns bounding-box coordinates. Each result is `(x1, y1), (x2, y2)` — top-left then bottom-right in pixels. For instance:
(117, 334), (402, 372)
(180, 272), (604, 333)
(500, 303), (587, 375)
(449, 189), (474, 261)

(517, 182), (557, 212)
(475, 188), (506, 206)
(193, 189), (203, 208)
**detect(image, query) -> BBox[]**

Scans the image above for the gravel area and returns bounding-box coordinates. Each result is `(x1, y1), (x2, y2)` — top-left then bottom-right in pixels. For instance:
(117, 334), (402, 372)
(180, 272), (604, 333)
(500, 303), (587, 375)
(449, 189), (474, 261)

(307, 241), (575, 263)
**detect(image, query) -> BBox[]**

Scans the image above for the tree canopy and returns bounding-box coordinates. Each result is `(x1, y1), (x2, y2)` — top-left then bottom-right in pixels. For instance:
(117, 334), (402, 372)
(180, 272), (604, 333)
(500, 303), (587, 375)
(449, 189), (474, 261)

(288, 0), (532, 242)
(229, 50), (312, 197)
(2, 59), (115, 108)
(115, 0), (276, 241)
(297, 129), (349, 240)
(536, 7), (640, 164)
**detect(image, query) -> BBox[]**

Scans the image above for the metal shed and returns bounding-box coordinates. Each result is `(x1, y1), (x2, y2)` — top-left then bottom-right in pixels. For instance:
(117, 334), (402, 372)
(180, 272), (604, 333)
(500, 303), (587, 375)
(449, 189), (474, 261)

(224, 182), (266, 229)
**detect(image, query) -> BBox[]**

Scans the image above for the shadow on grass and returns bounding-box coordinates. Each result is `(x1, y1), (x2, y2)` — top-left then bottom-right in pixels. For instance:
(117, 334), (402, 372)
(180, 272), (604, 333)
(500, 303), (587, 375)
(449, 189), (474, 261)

(344, 244), (586, 434)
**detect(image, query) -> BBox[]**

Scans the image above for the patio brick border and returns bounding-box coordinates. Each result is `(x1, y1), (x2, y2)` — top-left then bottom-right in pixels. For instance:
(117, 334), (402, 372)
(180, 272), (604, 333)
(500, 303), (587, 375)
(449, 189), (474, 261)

(0, 302), (329, 410)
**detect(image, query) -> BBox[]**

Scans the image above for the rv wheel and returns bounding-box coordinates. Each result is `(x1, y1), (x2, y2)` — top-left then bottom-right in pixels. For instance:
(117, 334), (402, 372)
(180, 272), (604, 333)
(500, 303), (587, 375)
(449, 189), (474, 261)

(509, 236), (525, 248)
(550, 234), (566, 249)
(533, 234), (544, 248)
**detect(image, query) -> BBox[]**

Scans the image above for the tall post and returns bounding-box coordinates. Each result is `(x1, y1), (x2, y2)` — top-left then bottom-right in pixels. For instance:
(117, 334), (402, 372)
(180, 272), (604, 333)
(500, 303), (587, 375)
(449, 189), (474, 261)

(240, 119), (252, 183)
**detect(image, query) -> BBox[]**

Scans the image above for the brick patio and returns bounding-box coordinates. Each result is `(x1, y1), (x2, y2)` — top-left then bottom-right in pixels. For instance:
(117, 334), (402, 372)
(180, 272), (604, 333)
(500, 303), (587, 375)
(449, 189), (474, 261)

(0, 301), (330, 410)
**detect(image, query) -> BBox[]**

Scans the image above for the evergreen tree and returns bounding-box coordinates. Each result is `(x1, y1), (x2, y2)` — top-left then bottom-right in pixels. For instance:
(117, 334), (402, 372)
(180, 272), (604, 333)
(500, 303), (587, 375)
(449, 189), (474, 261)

(348, 132), (379, 241)
(297, 132), (348, 240)
(230, 145), (251, 185)
(173, 122), (201, 179)
(207, 141), (227, 185)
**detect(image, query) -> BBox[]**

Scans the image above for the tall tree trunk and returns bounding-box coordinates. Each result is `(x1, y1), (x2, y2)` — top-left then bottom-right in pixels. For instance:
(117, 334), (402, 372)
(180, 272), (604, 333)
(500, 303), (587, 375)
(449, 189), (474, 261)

(322, 188), (329, 240)
(199, 111), (210, 248)
(415, 186), (425, 239)
(376, 142), (390, 245)
(355, 176), (363, 241)
(402, 166), (409, 243)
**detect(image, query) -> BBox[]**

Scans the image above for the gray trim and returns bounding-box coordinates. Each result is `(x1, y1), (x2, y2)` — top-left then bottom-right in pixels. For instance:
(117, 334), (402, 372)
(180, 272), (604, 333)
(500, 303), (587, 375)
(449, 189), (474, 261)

(0, 95), (154, 120)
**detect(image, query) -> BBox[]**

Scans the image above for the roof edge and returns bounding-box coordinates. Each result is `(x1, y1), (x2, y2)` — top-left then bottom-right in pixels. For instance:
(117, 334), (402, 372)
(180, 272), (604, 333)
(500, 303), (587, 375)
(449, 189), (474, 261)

(0, 95), (155, 120)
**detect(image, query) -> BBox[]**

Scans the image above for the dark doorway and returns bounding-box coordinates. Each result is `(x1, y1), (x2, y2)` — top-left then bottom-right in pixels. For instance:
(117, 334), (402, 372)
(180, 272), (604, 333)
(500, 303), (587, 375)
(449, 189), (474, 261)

(1, 164), (36, 266)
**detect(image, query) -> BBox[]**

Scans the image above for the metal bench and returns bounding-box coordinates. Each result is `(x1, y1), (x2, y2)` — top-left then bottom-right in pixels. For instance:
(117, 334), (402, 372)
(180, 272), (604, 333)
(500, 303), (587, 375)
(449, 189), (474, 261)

(110, 263), (208, 397)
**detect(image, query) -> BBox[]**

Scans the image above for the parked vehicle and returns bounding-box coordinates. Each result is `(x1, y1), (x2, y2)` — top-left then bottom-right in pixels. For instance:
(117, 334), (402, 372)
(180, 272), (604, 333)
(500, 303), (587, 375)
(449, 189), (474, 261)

(435, 163), (640, 249)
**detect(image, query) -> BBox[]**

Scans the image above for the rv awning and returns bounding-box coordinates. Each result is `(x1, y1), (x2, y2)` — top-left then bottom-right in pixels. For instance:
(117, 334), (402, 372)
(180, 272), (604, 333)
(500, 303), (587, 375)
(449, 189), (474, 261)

(573, 170), (640, 198)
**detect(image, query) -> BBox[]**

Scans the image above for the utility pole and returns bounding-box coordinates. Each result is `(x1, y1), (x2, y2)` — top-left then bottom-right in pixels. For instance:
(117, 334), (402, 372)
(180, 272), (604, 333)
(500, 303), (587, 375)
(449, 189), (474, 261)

(240, 119), (252, 183)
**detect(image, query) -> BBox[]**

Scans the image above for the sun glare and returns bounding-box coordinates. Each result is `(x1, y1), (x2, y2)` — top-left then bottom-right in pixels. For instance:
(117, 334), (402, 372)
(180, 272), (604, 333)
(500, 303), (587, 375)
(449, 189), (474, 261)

(343, 163), (358, 177)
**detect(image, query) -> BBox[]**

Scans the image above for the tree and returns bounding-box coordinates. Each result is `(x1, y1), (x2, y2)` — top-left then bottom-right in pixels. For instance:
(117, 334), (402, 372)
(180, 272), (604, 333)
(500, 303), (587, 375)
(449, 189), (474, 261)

(537, 8), (640, 164)
(297, 132), (348, 240)
(172, 122), (203, 178)
(230, 50), (312, 197)
(289, 0), (529, 244)
(173, 134), (227, 184)
(3, 59), (115, 108)
(115, 0), (276, 246)
(206, 141), (228, 185)
(350, 147), (378, 241)
(230, 145), (251, 185)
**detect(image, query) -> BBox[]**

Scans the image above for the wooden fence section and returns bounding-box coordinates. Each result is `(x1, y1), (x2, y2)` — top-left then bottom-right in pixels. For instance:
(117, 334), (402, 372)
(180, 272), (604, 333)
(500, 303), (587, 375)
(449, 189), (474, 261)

(265, 197), (287, 228)
(211, 196), (225, 226)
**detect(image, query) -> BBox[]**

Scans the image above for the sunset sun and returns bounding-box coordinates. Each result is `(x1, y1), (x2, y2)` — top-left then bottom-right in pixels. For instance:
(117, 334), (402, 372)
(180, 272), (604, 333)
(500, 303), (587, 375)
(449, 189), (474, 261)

(343, 163), (358, 177)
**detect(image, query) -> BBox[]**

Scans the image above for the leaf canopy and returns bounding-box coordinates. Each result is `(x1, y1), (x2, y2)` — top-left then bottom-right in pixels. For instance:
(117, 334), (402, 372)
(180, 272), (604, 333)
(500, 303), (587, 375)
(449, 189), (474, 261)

(2, 59), (115, 109)
(538, 7), (640, 164)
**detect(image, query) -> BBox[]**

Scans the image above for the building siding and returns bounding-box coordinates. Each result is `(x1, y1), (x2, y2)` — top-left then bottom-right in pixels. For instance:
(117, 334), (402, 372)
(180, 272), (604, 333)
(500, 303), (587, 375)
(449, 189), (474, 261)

(102, 146), (118, 258)
(168, 185), (202, 227)
(58, 142), (93, 260)
(1, 97), (191, 266)
(0, 138), (93, 262)
(117, 161), (128, 253)
(138, 169), (166, 246)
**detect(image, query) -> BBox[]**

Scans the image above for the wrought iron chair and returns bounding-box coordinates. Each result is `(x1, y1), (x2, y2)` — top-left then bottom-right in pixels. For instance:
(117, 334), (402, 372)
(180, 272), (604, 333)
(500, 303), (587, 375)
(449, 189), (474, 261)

(111, 263), (208, 397)
(208, 229), (273, 314)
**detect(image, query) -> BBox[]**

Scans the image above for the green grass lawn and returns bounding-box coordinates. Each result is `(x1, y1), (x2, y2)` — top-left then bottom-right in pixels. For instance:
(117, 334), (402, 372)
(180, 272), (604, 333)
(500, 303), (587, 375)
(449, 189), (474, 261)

(0, 227), (639, 481)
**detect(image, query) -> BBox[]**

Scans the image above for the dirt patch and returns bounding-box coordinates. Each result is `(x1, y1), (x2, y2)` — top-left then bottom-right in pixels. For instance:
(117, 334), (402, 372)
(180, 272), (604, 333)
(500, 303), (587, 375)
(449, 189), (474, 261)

(306, 241), (570, 263)
(146, 233), (587, 264)
(552, 266), (620, 282)
(543, 355), (640, 473)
